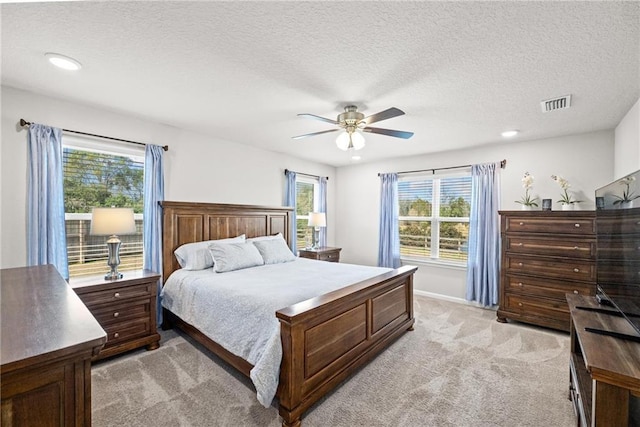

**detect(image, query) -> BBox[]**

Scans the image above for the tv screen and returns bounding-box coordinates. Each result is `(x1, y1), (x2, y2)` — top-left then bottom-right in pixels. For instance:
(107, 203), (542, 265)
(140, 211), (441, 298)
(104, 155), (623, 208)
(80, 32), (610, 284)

(595, 169), (640, 337)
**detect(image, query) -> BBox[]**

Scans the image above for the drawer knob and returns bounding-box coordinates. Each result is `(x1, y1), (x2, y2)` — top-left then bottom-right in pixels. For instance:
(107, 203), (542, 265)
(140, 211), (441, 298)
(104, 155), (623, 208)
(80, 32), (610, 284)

(518, 262), (523, 267)
(518, 302), (523, 307)
(113, 312), (119, 318)
(113, 332), (120, 339)
(574, 223), (580, 228)
(519, 222), (524, 226)
(573, 290), (579, 294)
(573, 268), (580, 273)
(114, 292), (120, 298)
(516, 243), (523, 247)
(517, 282), (523, 287)
(573, 246), (579, 250)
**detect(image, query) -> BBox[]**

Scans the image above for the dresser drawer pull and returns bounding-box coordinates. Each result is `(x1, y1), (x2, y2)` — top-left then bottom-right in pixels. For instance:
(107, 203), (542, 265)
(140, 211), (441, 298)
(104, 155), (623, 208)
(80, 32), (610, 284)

(573, 290), (579, 294)
(113, 332), (120, 339)
(516, 243), (523, 247)
(574, 223), (580, 228)
(517, 282), (523, 287)
(519, 222), (524, 226)
(518, 262), (523, 267)
(518, 302), (523, 307)
(573, 246), (579, 250)
(113, 312), (119, 318)
(573, 268), (580, 273)
(114, 292), (120, 298)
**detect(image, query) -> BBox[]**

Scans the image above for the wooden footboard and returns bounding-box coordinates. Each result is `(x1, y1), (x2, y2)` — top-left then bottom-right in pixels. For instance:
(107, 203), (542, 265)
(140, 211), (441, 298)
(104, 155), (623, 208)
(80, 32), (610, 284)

(276, 265), (416, 427)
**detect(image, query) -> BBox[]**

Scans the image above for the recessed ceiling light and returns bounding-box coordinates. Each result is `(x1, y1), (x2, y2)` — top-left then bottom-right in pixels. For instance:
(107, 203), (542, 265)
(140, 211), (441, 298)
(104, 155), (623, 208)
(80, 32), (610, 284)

(501, 130), (519, 138)
(45, 52), (82, 71)
(351, 155), (361, 161)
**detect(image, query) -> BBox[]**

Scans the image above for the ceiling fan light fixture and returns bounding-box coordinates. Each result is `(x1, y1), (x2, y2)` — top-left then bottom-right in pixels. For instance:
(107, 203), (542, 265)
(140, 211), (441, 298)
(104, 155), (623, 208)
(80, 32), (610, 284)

(336, 130), (365, 151)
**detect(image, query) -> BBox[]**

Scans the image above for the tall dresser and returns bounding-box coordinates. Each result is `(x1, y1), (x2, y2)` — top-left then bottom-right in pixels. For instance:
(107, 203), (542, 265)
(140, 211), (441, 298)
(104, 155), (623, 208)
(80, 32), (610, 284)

(497, 210), (596, 331)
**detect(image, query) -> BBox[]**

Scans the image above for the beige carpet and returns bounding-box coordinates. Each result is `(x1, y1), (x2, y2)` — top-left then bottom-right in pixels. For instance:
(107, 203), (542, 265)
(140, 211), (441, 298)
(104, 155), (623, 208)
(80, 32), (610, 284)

(91, 295), (575, 426)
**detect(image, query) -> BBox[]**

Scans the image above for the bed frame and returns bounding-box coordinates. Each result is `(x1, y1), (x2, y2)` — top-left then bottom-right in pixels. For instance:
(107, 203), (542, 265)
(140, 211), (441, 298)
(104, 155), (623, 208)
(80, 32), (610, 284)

(160, 201), (417, 427)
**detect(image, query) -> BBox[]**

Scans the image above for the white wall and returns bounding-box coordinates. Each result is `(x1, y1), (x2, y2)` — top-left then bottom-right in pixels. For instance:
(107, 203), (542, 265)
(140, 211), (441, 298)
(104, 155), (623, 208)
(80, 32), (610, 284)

(335, 131), (614, 300)
(0, 86), (336, 268)
(614, 98), (640, 179)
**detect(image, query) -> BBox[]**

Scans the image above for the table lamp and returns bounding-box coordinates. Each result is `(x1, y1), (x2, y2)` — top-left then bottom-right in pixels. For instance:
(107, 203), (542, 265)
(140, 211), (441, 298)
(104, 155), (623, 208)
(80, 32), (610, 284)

(90, 207), (136, 280)
(307, 212), (326, 250)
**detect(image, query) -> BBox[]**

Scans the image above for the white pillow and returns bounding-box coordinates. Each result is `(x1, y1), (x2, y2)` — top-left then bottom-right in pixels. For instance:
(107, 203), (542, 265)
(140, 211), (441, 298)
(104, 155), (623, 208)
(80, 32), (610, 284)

(247, 232), (284, 243)
(253, 238), (296, 264)
(175, 234), (245, 270)
(209, 241), (264, 273)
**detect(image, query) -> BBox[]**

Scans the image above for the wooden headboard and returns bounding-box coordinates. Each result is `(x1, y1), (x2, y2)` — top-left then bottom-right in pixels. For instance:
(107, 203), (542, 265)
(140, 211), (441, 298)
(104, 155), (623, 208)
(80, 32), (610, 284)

(160, 201), (293, 282)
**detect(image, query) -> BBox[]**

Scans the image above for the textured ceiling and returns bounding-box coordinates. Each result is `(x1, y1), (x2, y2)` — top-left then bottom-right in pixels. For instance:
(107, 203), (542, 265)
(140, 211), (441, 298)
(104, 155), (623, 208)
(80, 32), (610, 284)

(2, 1), (639, 167)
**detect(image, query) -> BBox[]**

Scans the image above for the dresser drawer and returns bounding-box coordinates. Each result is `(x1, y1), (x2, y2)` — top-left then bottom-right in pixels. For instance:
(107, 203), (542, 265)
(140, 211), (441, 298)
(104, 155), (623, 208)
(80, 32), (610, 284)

(89, 298), (151, 325)
(102, 319), (150, 347)
(505, 216), (595, 235)
(77, 282), (153, 307)
(503, 293), (571, 321)
(505, 274), (594, 300)
(505, 235), (596, 259)
(506, 255), (596, 282)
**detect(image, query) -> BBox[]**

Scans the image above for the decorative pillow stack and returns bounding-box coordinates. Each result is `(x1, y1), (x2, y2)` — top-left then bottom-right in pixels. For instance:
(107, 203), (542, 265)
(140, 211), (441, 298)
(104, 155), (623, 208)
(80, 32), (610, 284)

(173, 233), (297, 273)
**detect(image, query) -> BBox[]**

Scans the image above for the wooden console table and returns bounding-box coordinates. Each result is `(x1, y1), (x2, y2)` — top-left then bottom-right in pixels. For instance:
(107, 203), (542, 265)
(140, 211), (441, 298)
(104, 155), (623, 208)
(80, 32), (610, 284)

(1, 265), (107, 426)
(567, 294), (640, 426)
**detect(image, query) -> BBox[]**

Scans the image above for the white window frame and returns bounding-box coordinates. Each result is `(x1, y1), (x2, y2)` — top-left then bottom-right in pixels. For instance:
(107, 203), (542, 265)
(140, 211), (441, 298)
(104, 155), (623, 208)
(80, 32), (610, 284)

(63, 135), (145, 277)
(399, 171), (470, 268)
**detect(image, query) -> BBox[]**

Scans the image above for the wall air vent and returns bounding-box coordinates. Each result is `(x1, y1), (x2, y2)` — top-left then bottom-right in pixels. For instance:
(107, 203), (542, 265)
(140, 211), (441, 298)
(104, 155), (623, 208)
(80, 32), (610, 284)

(541, 95), (571, 113)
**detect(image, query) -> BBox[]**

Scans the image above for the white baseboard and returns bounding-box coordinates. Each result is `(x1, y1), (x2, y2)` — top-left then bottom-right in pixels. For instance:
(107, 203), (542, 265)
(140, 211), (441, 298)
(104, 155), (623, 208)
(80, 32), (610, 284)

(413, 289), (496, 311)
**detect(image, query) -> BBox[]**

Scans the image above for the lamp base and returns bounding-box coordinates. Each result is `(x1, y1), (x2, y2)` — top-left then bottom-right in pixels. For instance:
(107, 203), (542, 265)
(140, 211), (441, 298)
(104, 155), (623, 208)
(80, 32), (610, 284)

(105, 235), (123, 281)
(105, 271), (123, 281)
(312, 228), (320, 250)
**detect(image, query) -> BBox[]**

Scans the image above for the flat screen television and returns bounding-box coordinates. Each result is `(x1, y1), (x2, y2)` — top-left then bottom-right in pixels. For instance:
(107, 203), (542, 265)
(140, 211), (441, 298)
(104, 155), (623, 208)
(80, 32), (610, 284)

(594, 169), (640, 341)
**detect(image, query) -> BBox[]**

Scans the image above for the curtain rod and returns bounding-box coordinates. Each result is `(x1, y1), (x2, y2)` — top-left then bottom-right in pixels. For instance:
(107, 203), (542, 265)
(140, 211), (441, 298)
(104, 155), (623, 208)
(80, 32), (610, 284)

(284, 169), (329, 180)
(378, 159), (507, 176)
(19, 119), (169, 152)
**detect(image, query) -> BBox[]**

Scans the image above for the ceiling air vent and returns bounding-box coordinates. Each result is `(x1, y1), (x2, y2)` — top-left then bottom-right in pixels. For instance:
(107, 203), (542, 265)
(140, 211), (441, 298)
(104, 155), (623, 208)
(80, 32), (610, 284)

(541, 95), (571, 113)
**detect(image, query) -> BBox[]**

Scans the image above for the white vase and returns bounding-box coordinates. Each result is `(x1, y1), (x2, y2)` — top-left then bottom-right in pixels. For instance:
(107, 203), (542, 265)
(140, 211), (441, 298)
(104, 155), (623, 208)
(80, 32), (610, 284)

(561, 203), (575, 211)
(521, 205), (533, 210)
(620, 200), (633, 209)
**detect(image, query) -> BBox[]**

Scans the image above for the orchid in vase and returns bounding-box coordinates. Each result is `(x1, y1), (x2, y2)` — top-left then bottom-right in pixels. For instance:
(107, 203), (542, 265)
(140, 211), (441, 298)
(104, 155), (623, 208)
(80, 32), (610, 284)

(613, 176), (639, 206)
(551, 175), (582, 207)
(515, 172), (538, 208)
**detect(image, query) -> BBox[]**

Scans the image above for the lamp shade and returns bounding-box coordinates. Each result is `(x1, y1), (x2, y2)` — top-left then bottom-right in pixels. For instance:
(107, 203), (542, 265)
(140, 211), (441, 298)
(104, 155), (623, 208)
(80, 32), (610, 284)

(90, 207), (136, 236)
(307, 212), (326, 227)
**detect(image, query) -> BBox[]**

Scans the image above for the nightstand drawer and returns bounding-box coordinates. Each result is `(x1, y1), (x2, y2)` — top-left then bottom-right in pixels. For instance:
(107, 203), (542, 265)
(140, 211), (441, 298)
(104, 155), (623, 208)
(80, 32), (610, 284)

(318, 252), (340, 262)
(90, 298), (151, 325)
(78, 282), (153, 307)
(102, 319), (150, 347)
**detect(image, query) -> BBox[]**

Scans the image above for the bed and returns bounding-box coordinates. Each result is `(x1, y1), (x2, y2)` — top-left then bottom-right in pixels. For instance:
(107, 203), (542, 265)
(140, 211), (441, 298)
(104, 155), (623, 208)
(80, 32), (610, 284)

(160, 201), (417, 427)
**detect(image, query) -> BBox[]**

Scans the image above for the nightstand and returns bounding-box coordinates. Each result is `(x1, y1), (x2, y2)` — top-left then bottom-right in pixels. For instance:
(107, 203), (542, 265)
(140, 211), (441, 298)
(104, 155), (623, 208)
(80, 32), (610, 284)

(69, 269), (161, 360)
(298, 246), (341, 262)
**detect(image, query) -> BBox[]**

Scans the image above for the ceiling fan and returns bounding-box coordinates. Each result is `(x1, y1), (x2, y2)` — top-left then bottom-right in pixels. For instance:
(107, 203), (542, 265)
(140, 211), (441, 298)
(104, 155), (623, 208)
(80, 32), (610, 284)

(292, 105), (414, 151)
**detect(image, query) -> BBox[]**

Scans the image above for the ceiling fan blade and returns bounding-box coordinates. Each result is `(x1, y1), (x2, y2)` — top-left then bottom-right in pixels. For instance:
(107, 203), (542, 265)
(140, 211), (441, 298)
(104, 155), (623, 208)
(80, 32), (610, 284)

(297, 113), (339, 125)
(362, 127), (414, 139)
(363, 107), (405, 125)
(292, 128), (340, 140)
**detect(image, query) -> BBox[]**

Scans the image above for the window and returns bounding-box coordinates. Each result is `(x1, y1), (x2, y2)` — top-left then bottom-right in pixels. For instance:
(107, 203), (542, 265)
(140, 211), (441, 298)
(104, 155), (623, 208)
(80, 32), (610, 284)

(295, 177), (319, 249)
(398, 173), (471, 264)
(63, 137), (144, 277)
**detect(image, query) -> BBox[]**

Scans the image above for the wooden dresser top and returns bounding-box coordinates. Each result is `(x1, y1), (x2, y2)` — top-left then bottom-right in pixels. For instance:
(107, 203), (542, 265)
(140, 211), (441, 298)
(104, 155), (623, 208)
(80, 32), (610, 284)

(1, 265), (106, 373)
